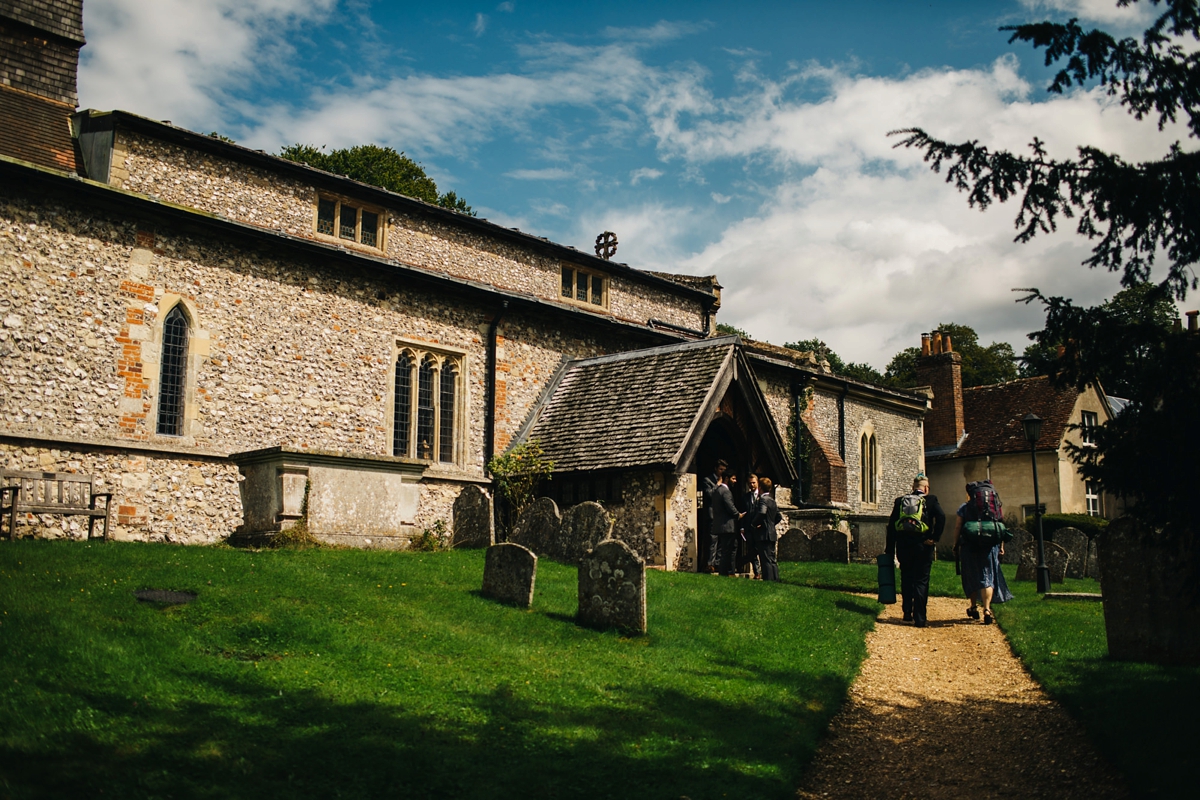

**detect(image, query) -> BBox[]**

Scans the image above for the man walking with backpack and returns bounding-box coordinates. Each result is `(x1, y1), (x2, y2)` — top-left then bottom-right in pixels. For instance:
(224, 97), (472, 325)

(885, 474), (946, 627)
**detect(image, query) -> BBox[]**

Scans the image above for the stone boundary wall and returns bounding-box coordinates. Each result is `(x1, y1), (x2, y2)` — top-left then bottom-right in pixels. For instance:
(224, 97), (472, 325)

(112, 131), (708, 332)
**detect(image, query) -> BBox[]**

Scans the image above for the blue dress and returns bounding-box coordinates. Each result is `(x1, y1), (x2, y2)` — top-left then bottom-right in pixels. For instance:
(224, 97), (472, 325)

(957, 504), (1013, 602)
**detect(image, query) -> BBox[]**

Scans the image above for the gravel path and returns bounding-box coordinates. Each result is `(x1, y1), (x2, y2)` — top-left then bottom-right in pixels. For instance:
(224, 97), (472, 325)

(796, 596), (1129, 799)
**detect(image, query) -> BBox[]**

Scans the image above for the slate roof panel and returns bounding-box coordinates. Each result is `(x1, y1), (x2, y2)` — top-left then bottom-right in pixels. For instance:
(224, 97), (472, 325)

(941, 375), (1080, 459)
(525, 339), (734, 473)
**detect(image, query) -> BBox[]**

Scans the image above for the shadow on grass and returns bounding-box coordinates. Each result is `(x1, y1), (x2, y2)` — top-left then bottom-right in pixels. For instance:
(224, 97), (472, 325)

(0, 666), (847, 800)
(834, 598), (878, 616)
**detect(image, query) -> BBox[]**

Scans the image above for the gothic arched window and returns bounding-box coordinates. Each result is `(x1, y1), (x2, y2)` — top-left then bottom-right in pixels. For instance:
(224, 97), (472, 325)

(156, 305), (189, 436)
(393, 344), (462, 464)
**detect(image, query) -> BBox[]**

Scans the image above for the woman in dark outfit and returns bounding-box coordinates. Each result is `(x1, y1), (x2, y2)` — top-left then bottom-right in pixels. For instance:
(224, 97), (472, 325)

(885, 475), (946, 627)
(747, 477), (782, 581)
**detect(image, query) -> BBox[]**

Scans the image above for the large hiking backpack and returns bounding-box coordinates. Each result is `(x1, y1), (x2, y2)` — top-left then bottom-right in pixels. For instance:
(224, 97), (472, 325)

(894, 493), (929, 537)
(961, 480), (1012, 548)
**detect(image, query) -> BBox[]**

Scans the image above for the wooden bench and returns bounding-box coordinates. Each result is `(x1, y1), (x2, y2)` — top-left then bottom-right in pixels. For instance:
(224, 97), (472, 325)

(0, 471), (113, 541)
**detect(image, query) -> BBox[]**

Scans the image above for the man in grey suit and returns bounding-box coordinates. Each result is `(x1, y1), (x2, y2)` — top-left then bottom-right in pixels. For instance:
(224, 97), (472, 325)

(701, 459), (728, 573)
(711, 471), (742, 575)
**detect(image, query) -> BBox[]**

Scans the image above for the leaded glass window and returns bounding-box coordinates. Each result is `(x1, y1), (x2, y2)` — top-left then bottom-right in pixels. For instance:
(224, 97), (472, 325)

(417, 357), (436, 460)
(156, 305), (189, 436)
(439, 364), (456, 463)
(361, 211), (379, 247)
(393, 353), (412, 457)
(315, 197), (383, 249)
(317, 198), (336, 236)
(559, 265), (608, 308)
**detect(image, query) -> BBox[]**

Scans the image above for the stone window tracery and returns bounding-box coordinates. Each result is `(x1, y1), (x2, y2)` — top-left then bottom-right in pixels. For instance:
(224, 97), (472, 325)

(560, 264), (608, 309)
(315, 195), (383, 249)
(392, 344), (463, 464)
(156, 304), (189, 436)
(859, 430), (878, 505)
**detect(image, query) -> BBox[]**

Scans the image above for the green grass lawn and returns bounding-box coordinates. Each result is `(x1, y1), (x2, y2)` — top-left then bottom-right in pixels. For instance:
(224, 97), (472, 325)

(0, 541), (880, 800)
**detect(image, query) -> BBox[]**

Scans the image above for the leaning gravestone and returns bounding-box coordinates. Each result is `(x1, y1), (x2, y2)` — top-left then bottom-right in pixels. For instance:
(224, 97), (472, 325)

(1052, 527), (1090, 579)
(451, 485), (494, 549)
(509, 497), (561, 556)
(777, 529), (812, 562)
(549, 501), (612, 564)
(577, 539), (646, 634)
(1086, 540), (1101, 582)
(810, 529), (850, 564)
(1002, 528), (1030, 566)
(481, 543), (537, 608)
(1017, 539), (1070, 583)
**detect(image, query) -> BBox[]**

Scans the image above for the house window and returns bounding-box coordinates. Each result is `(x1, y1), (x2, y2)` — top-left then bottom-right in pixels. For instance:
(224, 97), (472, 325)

(156, 305), (189, 436)
(1086, 481), (1102, 517)
(860, 432), (878, 504)
(560, 265), (608, 308)
(1081, 410), (1099, 446)
(315, 196), (383, 249)
(392, 345), (462, 464)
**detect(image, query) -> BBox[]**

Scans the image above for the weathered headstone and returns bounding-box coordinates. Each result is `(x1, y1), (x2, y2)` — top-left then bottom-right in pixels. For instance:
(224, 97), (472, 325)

(1086, 540), (1101, 582)
(1002, 528), (1029, 566)
(549, 501), (612, 564)
(1098, 517), (1200, 665)
(577, 539), (646, 634)
(1017, 539), (1069, 583)
(1052, 527), (1090, 579)
(451, 485), (494, 549)
(509, 497), (560, 556)
(810, 529), (850, 564)
(777, 529), (812, 562)
(481, 542), (537, 608)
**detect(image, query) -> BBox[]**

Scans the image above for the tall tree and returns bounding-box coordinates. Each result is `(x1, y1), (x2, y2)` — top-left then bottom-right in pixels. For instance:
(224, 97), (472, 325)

(893, 0), (1200, 529)
(278, 144), (474, 215)
(883, 323), (1018, 388)
(784, 338), (887, 384)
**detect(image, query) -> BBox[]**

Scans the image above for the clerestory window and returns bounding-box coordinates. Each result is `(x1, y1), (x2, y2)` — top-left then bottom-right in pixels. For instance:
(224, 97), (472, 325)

(561, 264), (608, 309)
(316, 195), (383, 249)
(392, 344), (462, 464)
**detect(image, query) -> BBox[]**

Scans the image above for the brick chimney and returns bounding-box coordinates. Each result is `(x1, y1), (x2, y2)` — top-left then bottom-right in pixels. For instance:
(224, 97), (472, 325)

(0, 0), (86, 171)
(916, 330), (965, 449)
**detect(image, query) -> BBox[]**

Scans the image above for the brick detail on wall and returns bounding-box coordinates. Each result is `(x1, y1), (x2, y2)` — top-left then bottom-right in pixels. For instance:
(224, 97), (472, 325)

(916, 351), (964, 449)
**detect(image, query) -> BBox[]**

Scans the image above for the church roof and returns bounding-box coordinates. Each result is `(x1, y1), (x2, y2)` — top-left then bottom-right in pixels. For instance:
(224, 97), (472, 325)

(940, 375), (1082, 459)
(514, 336), (795, 478)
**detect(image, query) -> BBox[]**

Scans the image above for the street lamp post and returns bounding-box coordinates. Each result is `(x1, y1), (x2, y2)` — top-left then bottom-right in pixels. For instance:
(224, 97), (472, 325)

(1022, 413), (1051, 593)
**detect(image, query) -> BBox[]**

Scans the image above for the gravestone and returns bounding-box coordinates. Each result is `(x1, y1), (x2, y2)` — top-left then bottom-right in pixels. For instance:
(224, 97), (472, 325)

(509, 497), (560, 556)
(550, 501), (612, 564)
(451, 485), (494, 549)
(577, 539), (646, 634)
(1086, 540), (1101, 582)
(810, 529), (850, 564)
(1052, 527), (1090, 579)
(481, 542), (537, 608)
(777, 529), (811, 562)
(1017, 539), (1070, 583)
(1098, 517), (1200, 664)
(1002, 528), (1029, 566)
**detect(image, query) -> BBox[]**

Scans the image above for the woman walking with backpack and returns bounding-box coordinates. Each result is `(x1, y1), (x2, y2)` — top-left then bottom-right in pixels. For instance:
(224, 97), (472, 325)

(885, 474), (946, 628)
(952, 480), (1014, 624)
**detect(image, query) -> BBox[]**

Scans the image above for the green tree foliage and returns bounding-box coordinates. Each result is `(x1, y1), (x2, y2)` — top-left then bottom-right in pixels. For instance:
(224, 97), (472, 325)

(1019, 284), (1179, 395)
(487, 440), (554, 519)
(883, 323), (1018, 388)
(894, 0), (1200, 528)
(278, 143), (475, 215)
(716, 322), (750, 337)
(783, 338), (886, 384)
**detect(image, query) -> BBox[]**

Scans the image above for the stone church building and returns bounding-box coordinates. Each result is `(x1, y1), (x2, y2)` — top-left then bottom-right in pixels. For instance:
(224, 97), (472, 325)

(1, 0), (929, 567)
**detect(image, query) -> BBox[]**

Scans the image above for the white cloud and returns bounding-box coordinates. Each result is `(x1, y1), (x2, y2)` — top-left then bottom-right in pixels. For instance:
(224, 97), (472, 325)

(710, 192), (731, 204)
(505, 167), (576, 180)
(473, 13), (488, 36)
(78, 0), (336, 132)
(630, 167), (663, 185)
(497, 2), (515, 12)
(1017, 0), (1155, 27)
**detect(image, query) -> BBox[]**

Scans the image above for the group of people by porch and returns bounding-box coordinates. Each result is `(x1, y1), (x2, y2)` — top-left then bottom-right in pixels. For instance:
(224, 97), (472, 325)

(701, 459), (783, 580)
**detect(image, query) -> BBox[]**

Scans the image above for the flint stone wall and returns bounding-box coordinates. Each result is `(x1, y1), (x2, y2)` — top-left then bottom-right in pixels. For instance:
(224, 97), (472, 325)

(481, 542), (537, 608)
(578, 539), (646, 634)
(452, 484), (493, 548)
(113, 131), (709, 333)
(0, 187), (664, 543)
(609, 471), (662, 564)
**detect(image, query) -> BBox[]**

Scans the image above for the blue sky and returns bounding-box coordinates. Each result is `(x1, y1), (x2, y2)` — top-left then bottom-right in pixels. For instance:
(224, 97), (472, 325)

(77, 0), (1189, 369)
